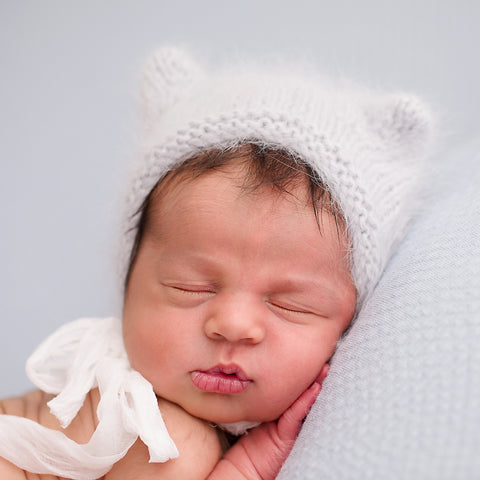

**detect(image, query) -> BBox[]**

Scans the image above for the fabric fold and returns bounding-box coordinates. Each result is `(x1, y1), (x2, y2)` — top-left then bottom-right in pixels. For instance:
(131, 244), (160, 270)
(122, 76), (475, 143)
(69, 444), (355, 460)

(0, 317), (179, 479)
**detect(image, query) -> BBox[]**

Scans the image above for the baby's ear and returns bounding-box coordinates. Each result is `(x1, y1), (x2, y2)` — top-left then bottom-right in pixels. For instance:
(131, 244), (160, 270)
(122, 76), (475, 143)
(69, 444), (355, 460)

(140, 46), (204, 129)
(365, 93), (434, 158)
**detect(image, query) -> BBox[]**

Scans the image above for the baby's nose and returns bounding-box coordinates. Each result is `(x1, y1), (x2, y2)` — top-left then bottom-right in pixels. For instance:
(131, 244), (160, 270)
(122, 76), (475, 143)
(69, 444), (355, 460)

(203, 293), (266, 345)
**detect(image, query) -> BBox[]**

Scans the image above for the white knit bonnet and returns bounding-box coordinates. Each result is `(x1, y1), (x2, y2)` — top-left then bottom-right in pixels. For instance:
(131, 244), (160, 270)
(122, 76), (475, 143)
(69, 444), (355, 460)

(121, 46), (434, 309)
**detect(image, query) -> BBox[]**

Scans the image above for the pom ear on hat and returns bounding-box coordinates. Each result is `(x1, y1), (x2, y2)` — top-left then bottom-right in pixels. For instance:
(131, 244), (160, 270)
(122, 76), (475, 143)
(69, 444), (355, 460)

(366, 93), (434, 158)
(140, 46), (203, 129)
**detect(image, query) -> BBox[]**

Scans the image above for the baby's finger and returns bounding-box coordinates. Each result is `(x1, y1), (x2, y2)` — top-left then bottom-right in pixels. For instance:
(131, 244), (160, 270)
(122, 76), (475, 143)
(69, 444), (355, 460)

(315, 364), (330, 385)
(277, 382), (321, 440)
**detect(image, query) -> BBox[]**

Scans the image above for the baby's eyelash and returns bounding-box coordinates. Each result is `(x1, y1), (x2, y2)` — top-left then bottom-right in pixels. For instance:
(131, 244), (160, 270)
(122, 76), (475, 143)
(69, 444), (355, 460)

(268, 301), (311, 315)
(171, 286), (215, 295)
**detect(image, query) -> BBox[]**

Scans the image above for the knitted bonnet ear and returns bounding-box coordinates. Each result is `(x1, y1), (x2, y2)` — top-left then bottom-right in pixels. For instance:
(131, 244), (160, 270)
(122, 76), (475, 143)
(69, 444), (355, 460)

(367, 93), (433, 158)
(338, 92), (434, 306)
(140, 46), (203, 130)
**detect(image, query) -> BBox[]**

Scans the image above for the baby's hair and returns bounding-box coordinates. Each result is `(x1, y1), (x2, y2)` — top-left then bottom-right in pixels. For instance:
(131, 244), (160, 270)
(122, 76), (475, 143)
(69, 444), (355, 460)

(124, 142), (342, 289)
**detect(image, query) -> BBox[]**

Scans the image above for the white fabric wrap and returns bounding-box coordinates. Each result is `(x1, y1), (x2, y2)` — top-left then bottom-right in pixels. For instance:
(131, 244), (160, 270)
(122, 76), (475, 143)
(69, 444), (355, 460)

(0, 317), (179, 480)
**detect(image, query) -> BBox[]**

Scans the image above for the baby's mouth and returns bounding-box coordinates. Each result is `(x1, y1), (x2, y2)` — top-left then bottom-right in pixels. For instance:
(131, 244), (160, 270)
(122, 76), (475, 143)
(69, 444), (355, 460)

(191, 364), (252, 394)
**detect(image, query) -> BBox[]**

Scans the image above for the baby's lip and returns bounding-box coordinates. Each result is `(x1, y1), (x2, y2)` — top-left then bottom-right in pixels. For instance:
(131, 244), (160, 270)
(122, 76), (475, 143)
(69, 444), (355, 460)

(191, 364), (252, 394)
(206, 364), (251, 381)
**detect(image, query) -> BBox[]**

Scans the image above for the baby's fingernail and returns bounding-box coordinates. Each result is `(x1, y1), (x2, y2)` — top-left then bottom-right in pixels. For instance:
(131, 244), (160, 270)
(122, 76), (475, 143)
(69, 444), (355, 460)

(315, 364), (330, 383)
(311, 382), (321, 395)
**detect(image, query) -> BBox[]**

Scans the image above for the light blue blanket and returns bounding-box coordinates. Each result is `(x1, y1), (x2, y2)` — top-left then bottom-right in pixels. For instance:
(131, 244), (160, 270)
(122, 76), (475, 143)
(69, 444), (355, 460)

(278, 138), (480, 479)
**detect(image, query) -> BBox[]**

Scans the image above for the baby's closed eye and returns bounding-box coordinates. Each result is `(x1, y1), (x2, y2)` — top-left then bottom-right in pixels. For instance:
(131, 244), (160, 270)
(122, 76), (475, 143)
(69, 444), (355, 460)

(162, 282), (217, 306)
(266, 298), (329, 322)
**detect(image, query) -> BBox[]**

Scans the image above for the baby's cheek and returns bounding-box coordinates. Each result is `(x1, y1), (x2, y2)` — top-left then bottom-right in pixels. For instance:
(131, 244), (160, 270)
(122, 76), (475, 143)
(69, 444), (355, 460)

(123, 323), (154, 373)
(257, 369), (316, 420)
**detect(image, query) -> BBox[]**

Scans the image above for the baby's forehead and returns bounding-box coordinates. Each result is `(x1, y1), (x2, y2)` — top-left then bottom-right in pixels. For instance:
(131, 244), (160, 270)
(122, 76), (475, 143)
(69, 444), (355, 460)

(145, 161), (351, 273)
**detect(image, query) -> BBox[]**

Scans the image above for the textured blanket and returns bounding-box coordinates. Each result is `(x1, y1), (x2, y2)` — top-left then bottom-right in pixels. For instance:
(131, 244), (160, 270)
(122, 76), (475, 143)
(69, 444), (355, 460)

(278, 138), (480, 480)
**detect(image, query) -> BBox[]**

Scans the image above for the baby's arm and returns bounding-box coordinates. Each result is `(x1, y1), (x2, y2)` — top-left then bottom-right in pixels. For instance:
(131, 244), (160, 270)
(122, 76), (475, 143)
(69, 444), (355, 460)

(105, 398), (223, 479)
(0, 391), (223, 480)
(0, 389), (100, 479)
(208, 380), (322, 480)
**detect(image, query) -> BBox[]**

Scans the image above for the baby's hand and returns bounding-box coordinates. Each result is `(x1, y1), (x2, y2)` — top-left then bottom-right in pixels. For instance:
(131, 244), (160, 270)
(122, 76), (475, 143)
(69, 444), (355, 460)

(208, 365), (328, 480)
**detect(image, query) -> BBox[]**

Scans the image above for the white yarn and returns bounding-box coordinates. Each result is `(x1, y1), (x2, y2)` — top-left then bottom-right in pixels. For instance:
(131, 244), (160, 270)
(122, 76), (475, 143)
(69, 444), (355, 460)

(0, 318), (178, 479)
(119, 46), (434, 309)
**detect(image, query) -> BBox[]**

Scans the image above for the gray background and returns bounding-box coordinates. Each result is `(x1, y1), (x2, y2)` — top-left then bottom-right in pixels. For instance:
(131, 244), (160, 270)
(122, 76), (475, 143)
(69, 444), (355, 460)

(1, 0), (479, 397)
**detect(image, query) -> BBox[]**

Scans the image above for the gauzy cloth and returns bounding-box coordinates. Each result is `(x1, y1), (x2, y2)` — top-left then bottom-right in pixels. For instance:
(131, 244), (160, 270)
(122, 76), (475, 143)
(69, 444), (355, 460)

(0, 317), (179, 480)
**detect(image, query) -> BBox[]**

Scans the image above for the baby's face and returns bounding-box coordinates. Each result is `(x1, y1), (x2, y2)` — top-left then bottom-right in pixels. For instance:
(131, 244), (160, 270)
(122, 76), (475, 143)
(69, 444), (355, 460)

(123, 162), (356, 424)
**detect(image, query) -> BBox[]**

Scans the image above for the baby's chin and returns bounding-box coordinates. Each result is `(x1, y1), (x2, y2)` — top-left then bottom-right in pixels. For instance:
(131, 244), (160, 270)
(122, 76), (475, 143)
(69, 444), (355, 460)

(177, 403), (267, 425)
(155, 388), (285, 425)
(183, 406), (280, 426)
